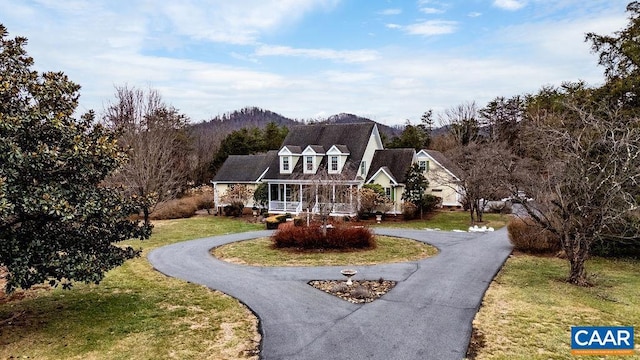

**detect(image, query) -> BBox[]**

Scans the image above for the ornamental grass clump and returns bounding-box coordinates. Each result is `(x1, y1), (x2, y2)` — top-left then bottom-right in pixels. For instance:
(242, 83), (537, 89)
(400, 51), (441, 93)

(507, 218), (561, 254)
(271, 223), (375, 250)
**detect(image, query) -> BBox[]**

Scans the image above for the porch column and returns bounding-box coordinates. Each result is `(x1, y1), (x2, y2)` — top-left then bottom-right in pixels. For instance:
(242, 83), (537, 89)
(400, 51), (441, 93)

(268, 183), (271, 211)
(349, 184), (353, 214)
(315, 186), (318, 213)
(284, 184), (287, 212)
(299, 183), (303, 213)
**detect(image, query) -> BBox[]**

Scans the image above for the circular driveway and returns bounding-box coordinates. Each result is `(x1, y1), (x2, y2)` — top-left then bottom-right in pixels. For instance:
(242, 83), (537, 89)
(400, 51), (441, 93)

(148, 228), (512, 360)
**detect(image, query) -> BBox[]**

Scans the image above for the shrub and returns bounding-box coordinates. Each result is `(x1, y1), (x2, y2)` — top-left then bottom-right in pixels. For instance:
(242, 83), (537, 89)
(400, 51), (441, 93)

(421, 195), (442, 213)
(223, 201), (244, 217)
(149, 195), (204, 220)
(592, 214), (640, 257)
(507, 218), (561, 254)
(265, 214), (287, 230)
(402, 202), (418, 220)
(271, 223), (375, 250)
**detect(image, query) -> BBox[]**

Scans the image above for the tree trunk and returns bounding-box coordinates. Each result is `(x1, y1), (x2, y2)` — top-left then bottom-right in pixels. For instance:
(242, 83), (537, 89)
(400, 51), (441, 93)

(565, 234), (590, 286)
(143, 206), (150, 228)
(475, 204), (483, 223)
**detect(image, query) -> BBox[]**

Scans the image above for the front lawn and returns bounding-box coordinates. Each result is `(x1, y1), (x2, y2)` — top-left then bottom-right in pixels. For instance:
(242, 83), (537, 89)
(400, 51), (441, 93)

(212, 235), (438, 266)
(378, 210), (509, 231)
(471, 255), (640, 359)
(0, 216), (264, 360)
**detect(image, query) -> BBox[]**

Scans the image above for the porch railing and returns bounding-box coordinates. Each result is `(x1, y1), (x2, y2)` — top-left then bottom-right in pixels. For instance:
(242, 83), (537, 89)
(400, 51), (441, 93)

(312, 202), (356, 215)
(269, 201), (302, 213)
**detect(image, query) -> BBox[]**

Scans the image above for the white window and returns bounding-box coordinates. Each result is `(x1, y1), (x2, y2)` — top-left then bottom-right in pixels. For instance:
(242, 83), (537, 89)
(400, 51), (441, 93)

(419, 160), (429, 172)
(282, 157), (289, 171)
(330, 156), (338, 172)
(385, 187), (391, 199)
(360, 161), (366, 176)
(306, 156), (313, 171)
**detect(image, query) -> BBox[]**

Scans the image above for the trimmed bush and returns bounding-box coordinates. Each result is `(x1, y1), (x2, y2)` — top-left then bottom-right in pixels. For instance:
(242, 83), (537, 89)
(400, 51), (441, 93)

(507, 218), (561, 254)
(271, 223), (375, 250)
(265, 215), (287, 230)
(149, 193), (213, 220)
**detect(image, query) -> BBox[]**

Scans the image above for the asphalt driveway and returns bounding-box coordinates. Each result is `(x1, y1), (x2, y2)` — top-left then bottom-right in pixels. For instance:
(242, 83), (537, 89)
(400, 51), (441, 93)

(148, 228), (512, 360)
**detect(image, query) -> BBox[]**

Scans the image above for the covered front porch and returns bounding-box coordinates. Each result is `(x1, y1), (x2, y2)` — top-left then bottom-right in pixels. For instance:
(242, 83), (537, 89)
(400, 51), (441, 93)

(267, 182), (360, 216)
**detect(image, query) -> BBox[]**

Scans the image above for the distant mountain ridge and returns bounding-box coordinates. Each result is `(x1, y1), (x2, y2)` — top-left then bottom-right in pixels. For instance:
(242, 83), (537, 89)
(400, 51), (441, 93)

(189, 107), (403, 140)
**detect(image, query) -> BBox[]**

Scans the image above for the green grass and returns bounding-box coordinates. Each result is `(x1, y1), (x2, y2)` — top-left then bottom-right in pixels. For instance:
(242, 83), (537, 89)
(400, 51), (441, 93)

(472, 255), (640, 359)
(378, 210), (509, 231)
(0, 216), (264, 360)
(212, 235), (438, 267)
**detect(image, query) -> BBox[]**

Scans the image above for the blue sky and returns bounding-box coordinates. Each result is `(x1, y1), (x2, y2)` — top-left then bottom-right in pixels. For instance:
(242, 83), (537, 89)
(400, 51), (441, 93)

(0, 0), (631, 126)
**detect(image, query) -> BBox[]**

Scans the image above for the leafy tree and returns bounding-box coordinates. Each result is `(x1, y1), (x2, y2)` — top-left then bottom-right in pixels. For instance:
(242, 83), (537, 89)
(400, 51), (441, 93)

(253, 182), (269, 210)
(480, 96), (525, 149)
(262, 122), (289, 151)
(0, 25), (150, 292)
(419, 109), (434, 148)
(388, 119), (430, 150)
(102, 85), (191, 226)
(586, 1), (640, 112)
(209, 123), (288, 175)
(401, 164), (429, 219)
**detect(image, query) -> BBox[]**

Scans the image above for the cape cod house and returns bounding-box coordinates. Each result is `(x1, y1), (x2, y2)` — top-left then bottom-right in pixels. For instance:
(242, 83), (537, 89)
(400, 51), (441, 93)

(212, 122), (463, 216)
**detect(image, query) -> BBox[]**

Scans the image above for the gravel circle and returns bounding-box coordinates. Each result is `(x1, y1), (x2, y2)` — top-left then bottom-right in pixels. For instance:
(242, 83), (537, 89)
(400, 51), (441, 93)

(308, 279), (397, 304)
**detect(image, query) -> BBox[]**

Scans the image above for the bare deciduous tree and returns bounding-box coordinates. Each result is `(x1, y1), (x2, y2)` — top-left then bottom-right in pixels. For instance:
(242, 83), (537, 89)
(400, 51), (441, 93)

(103, 85), (191, 225)
(439, 101), (481, 146)
(513, 101), (640, 285)
(444, 142), (512, 224)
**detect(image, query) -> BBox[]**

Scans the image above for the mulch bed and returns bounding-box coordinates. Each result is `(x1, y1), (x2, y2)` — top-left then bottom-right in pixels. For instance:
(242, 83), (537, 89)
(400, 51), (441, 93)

(308, 279), (396, 304)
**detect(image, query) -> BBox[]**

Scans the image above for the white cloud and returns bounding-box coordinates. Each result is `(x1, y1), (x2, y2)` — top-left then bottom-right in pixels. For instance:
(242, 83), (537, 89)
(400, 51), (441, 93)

(420, 7), (445, 14)
(386, 23), (402, 29)
(468, 12), (482, 18)
(404, 20), (458, 36)
(378, 8), (402, 15)
(155, 0), (340, 45)
(493, 0), (527, 11)
(254, 45), (379, 63)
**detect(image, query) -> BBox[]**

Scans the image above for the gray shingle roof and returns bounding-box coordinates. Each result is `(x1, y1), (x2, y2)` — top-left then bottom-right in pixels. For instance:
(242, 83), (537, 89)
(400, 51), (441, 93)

(424, 149), (464, 179)
(263, 123), (375, 180)
(212, 151), (278, 182)
(366, 148), (415, 184)
(306, 145), (325, 153)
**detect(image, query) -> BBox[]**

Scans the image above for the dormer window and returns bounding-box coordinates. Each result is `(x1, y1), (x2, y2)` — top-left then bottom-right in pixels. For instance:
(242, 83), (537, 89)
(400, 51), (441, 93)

(327, 145), (349, 174)
(360, 161), (366, 176)
(306, 156), (313, 171)
(330, 156), (338, 172)
(278, 145), (301, 174)
(301, 145), (324, 174)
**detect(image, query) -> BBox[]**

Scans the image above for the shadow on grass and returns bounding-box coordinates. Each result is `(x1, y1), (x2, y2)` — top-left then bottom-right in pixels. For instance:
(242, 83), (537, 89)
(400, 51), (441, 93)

(1, 290), (154, 356)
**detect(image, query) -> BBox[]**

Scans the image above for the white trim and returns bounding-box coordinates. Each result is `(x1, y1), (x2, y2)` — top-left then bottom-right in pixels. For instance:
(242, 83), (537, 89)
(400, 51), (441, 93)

(327, 145), (349, 155)
(366, 167), (398, 185)
(302, 145), (325, 156)
(416, 150), (460, 181)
